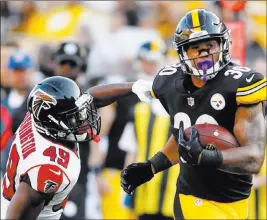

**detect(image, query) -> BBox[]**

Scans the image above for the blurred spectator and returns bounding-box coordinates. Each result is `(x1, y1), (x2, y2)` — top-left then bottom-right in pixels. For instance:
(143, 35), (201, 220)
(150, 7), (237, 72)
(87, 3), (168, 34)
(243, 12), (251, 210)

(53, 42), (87, 81)
(134, 40), (167, 80)
(94, 39), (143, 219)
(100, 40), (167, 220)
(12, 2), (38, 33)
(1, 50), (33, 175)
(87, 9), (161, 81)
(0, 1), (10, 43)
(123, 40), (179, 220)
(0, 41), (19, 97)
(12, 1), (110, 44)
(245, 2), (266, 68)
(152, 3), (177, 40)
(117, 1), (140, 26)
(51, 42), (90, 220)
(87, 10), (128, 80)
(52, 41), (90, 92)
(0, 1), (9, 18)
(100, 78), (139, 220)
(37, 44), (56, 78)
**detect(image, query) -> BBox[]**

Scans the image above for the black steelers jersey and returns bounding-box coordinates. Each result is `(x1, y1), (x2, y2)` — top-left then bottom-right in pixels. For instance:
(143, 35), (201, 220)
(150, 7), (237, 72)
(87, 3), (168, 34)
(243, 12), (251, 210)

(152, 62), (267, 202)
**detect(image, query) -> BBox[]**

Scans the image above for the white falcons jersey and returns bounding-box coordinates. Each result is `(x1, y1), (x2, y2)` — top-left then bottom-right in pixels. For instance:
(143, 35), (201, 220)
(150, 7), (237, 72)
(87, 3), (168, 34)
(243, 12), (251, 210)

(1, 113), (81, 219)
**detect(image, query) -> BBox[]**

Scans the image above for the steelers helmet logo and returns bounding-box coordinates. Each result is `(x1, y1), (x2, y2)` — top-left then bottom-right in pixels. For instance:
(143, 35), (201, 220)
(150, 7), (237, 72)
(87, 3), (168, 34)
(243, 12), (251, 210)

(210, 93), (225, 110)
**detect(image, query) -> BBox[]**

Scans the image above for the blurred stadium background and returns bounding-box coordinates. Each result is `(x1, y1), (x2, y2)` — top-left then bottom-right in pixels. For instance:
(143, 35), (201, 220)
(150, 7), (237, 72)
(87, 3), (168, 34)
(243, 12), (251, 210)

(1, 1), (266, 220)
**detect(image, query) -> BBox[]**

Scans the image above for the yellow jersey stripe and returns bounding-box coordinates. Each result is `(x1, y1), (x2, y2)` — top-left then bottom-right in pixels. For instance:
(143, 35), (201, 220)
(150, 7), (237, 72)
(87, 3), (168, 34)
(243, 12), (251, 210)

(236, 81), (266, 96)
(151, 90), (156, 98)
(192, 10), (201, 32)
(236, 86), (266, 104)
(237, 78), (266, 92)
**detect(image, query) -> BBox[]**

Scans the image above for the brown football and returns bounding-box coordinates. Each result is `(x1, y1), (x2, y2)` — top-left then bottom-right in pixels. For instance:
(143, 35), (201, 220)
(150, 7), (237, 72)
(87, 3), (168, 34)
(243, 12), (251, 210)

(184, 124), (240, 150)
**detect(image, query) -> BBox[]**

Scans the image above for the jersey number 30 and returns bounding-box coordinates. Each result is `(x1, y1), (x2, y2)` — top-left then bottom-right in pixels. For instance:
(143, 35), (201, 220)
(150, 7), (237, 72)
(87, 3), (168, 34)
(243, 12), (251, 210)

(174, 113), (218, 129)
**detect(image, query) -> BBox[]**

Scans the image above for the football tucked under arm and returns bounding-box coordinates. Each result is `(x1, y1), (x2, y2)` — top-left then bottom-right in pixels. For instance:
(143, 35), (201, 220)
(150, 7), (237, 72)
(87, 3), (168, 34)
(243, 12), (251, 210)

(219, 102), (266, 175)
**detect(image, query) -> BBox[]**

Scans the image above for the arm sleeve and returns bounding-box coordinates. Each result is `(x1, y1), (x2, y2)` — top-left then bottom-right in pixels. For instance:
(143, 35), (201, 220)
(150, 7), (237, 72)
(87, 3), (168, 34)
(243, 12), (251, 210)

(152, 77), (170, 114)
(236, 72), (266, 105)
(11, 100), (28, 134)
(21, 164), (70, 194)
(152, 71), (163, 99)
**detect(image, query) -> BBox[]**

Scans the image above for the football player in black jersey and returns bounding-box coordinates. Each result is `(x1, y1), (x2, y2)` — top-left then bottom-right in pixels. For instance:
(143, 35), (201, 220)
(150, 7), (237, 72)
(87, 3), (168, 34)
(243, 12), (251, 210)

(121, 9), (266, 219)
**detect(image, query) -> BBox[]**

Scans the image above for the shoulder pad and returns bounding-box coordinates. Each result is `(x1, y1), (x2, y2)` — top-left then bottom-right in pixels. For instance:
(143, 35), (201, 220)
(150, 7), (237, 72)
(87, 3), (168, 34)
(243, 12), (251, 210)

(236, 71), (266, 105)
(23, 164), (70, 194)
(152, 63), (182, 98)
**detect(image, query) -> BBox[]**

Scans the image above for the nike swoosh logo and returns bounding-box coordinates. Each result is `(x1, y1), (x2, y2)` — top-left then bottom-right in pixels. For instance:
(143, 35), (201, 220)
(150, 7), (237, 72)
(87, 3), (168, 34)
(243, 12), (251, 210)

(246, 74), (255, 83)
(180, 156), (187, 164)
(49, 169), (61, 176)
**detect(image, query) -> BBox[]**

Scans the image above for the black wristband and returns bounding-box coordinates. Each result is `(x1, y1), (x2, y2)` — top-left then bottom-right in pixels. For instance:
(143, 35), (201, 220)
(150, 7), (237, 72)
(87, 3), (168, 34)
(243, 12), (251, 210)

(149, 152), (173, 174)
(199, 149), (223, 167)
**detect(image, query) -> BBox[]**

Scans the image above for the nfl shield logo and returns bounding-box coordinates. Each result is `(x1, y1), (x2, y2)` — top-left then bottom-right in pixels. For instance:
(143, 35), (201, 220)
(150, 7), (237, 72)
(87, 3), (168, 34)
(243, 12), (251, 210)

(187, 97), (195, 106)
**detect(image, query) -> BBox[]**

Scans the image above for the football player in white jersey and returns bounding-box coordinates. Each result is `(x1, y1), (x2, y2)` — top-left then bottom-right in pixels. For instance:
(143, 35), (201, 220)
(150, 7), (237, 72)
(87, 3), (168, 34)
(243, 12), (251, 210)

(1, 76), (151, 219)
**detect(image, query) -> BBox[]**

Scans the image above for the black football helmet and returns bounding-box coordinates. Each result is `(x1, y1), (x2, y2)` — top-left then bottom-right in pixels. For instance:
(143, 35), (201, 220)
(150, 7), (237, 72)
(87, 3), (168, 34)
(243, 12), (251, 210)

(27, 76), (101, 142)
(173, 9), (231, 80)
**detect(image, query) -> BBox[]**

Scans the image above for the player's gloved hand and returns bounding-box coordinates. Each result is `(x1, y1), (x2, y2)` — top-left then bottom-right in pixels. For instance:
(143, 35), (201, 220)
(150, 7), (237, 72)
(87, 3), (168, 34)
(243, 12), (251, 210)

(120, 161), (154, 195)
(132, 79), (154, 103)
(177, 122), (204, 165)
(177, 122), (223, 167)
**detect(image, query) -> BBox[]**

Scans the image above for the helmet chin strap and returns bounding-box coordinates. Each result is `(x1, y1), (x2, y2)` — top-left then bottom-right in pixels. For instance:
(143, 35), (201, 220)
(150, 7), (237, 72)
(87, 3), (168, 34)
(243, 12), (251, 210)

(87, 130), (100, 143)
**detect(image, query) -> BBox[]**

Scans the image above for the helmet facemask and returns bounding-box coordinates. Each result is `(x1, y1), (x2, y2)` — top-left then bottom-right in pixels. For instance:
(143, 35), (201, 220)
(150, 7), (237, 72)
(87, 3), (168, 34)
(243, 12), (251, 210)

(34, 94), (101, 143)
(174, 30), (231, 81)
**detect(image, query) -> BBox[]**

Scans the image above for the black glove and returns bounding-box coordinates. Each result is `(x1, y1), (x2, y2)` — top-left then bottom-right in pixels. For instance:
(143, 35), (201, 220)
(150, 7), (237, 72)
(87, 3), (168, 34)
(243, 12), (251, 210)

(120, 161), (154, 195)
(177, 122), (204, 165)
(177, 122), (223, 167)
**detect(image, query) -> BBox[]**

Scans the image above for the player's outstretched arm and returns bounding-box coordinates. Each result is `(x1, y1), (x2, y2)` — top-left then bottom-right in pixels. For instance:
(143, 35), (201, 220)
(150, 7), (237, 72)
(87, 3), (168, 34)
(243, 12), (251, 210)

(6, 182), (48, 219)
(219, 103), (266, 174)
(120, 135), (179, 195)
(87, 82), (134, 108)
(88, 80), (154, 108)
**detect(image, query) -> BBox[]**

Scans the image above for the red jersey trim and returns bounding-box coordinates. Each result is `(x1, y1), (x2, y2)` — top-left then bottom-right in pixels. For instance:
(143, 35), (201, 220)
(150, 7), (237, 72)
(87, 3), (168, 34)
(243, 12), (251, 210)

(20, 164), (71, 185)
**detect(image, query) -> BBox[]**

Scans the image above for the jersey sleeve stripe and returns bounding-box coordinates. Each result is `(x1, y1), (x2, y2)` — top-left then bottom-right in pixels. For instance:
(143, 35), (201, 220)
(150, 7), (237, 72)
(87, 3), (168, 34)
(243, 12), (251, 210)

(236, 81), (266, 96)
(21, 164), (71, 183)
(237, 78), (266, 92)
(151, 90), (156, 98)
(236, 86), (266, 105)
